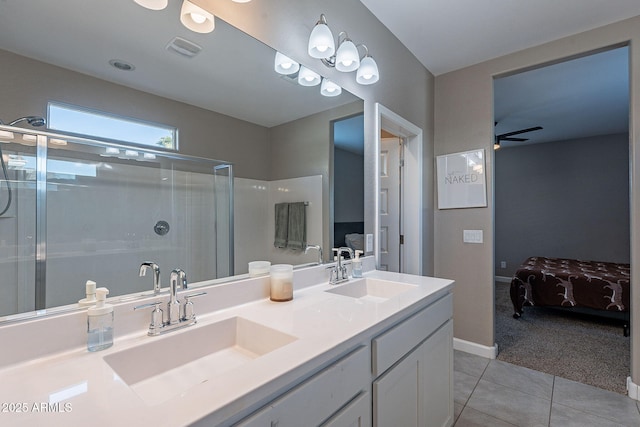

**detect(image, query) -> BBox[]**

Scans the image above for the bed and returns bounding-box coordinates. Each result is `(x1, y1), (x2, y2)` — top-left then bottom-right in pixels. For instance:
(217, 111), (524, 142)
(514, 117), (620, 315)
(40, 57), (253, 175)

(510, 256), (630, 335)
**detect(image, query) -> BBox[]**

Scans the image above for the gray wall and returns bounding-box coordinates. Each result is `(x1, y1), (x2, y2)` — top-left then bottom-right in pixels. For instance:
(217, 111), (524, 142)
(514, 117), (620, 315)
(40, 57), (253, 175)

(334, 148), (364, 223)
(495, 134), (630, 278)
(434, 15), (640, 381)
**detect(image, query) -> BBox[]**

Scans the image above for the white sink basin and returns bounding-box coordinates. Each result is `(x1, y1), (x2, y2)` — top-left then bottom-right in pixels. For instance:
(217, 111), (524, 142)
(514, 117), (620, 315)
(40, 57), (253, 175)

(104, 317), (297, 405)
(326, 278), (416, 302)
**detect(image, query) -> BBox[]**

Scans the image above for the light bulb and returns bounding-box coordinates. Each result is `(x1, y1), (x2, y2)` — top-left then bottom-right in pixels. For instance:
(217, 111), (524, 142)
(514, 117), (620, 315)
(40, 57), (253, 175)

(190, 12), (206, 24)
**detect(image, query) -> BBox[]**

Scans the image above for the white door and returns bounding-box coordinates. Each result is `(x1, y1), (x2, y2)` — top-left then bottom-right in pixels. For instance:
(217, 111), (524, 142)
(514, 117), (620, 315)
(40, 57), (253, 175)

(379, 137), (403, 272)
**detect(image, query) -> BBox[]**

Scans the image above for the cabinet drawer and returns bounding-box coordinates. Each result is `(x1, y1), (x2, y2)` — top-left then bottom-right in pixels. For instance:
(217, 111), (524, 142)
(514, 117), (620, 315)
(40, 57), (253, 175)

(372, 293), (452, 377)
(235, 346), (370, 427)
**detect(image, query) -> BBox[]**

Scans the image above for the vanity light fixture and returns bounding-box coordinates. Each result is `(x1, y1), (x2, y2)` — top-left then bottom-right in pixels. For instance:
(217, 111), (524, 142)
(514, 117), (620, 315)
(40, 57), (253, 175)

(133, 0), (168, 10)
(274, 52), (300, 75)
(180, 0), (214, 34)
(133, 0), (215, 34)
(308, 15), (335, 59)
(320, 78), (342, 97)
(297, 66), (321, 87)
(308, 14), (380, 85)
(0, 130), (14, 140)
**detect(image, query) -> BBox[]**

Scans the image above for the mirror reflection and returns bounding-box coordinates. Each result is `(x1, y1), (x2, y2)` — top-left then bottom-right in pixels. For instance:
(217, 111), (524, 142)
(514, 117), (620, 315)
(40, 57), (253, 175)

(0, 0), (364, 319)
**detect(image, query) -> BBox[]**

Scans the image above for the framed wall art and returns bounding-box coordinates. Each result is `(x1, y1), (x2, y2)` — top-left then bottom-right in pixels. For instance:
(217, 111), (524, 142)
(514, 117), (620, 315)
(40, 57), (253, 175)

(436, 149), (487, 209)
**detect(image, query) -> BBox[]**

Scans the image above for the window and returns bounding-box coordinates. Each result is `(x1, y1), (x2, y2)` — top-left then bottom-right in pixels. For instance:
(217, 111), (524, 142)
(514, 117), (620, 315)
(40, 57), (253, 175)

(47, 102), (177, 150)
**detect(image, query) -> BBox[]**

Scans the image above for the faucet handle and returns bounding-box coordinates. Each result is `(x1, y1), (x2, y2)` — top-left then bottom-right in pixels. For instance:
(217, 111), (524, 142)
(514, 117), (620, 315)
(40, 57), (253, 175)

(182, 292), (207, 322)
(134, 301), (164, 333)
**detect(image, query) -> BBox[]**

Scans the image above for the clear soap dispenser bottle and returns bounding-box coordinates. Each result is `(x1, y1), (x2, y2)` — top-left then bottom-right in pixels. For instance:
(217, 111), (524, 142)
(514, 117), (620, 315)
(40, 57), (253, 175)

(352, 250), (364, 278)
(87, 287), (113, 352)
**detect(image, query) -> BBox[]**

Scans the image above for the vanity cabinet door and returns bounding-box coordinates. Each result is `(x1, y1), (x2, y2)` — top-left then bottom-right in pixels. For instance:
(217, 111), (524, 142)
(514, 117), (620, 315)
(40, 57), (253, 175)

(422, 320), (453, 427)
(373, 320), (454, 427)
(373, 347), (421, 426)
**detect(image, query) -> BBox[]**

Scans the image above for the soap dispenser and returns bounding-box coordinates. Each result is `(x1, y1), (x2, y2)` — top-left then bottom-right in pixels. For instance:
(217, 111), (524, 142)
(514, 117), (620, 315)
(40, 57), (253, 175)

(78, 280), (97, 307)
(87, 287), (113, 352)
(352, 250), (364, 278)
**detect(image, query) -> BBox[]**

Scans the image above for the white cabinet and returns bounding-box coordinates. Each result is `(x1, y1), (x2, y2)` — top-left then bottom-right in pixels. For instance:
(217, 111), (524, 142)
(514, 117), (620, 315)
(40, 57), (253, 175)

(374, 320), (453, 427)
(235, 346), (370, 427)
(372, 293), (454, 427)
(235, 292), (453, 427)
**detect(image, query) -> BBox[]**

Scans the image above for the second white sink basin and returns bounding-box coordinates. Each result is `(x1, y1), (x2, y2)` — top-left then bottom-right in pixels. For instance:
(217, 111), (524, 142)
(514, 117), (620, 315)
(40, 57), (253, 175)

(326, 278), (416, 302)
(104, 316), (297, 405)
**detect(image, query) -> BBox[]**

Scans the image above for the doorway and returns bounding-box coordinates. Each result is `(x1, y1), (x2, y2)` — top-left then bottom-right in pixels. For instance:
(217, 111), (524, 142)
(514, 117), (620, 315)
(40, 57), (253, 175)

(493, 46), (630, 393)
(374, 103), (422, 275)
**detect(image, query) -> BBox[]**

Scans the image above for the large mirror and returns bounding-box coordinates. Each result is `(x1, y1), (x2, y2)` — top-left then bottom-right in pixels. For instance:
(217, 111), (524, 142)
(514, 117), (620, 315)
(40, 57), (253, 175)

(0, 0), (365, 319)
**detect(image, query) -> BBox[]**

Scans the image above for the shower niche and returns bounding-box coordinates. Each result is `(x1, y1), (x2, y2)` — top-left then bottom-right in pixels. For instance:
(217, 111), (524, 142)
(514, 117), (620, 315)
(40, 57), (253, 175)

(0, 126), (233, 317)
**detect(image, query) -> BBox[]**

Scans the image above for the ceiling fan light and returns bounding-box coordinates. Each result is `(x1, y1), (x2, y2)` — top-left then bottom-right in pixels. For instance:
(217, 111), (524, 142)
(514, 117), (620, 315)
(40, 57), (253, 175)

(335, 39), (360, 72)
(308, 16), (335, 59)
(133, 0), (168, 10)
(180, 0), (215, 33)
(356, 55), (379, 84)
(274, 52), (300, 75)
(298, 66), (321, 87)
(320, 78), (342, 97)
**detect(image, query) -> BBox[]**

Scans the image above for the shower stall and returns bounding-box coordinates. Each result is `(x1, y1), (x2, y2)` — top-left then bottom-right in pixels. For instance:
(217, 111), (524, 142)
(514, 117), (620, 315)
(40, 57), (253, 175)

(0, 124), (233, 318)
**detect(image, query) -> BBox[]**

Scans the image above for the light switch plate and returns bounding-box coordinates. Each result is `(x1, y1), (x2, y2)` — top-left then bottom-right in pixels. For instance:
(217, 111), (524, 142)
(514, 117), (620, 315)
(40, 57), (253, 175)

(366, 234), (373, 252)
(463, 230), (483, 244)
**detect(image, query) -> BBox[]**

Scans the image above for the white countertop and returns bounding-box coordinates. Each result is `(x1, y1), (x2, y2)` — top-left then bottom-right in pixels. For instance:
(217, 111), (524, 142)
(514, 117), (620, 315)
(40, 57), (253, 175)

(0, 268), (453, 427)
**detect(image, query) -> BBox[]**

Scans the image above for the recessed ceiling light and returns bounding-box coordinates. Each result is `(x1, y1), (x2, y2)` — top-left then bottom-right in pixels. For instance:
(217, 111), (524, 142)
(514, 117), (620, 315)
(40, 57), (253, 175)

(109, 59), (135, 71)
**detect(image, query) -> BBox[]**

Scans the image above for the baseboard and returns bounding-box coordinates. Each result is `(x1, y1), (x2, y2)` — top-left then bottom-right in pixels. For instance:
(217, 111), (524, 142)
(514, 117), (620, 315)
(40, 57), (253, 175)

(453, 338), (498, 359)
(627, 376), (640, 400)
(495, 275), (511, 283)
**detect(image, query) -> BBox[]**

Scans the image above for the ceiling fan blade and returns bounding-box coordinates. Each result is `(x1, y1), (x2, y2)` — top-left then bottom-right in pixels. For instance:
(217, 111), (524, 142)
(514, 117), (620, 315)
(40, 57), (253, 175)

(501, 137), (528, 142)
(497, 126), (543, 139)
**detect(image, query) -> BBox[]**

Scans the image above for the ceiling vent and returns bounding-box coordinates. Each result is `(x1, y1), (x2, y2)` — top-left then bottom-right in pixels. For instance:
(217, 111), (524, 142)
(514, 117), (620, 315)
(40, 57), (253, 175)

(166, 37), (202, 58)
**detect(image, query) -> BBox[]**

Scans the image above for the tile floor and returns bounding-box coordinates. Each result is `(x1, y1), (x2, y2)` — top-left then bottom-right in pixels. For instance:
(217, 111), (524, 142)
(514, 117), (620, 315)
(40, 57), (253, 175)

(453, 350), (640, 426)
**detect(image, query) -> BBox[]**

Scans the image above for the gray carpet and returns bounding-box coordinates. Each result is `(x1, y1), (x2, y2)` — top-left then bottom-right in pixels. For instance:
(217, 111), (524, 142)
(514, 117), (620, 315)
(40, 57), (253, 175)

(495, 281), (630, 394)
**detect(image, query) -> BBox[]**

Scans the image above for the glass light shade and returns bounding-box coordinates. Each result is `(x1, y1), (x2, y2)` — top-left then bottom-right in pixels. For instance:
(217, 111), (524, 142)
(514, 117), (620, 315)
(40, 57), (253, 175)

(274, 52), (300, 75)
(180, 0), (215, 34)
(335, 39), (360, 72)
(297, 66), (321, 87)
(0, 130), (14, 140)
(308, 23), (335, 59)
(133, 0), (168, 10)
(356, 56), (379, 85)
(320, 79), (342, 97)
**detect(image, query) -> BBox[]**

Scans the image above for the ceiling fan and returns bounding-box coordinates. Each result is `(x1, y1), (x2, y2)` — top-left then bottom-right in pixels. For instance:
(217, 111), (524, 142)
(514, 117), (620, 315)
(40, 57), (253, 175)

(494, 124), (543, 149)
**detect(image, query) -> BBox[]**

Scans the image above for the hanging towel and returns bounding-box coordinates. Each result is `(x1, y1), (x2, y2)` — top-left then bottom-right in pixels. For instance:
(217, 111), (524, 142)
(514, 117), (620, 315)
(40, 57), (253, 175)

(286, 202), (307, 251)
(274, 203), (289, 248)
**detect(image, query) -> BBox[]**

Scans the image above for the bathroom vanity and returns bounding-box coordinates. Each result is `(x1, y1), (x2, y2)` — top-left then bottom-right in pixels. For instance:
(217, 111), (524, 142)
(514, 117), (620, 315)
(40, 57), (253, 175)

(0, 262), (453, 427)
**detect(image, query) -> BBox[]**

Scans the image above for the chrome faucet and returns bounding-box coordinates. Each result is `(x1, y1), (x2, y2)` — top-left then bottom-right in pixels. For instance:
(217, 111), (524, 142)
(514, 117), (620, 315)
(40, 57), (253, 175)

(329, 247), (354, 285)
(304, 244), (323, 264)
(139, 261), (161, 294)
(168, 269), (187, 324)
(134, 268), (206, 336)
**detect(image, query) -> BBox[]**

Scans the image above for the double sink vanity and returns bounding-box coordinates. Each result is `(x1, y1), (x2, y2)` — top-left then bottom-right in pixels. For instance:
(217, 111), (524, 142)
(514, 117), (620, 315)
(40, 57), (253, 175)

(0, 258), (454, 426)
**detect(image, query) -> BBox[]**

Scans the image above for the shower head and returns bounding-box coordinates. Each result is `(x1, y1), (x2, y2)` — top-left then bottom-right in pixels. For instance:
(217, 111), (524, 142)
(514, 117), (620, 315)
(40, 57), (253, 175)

(3, 116), (47, 127)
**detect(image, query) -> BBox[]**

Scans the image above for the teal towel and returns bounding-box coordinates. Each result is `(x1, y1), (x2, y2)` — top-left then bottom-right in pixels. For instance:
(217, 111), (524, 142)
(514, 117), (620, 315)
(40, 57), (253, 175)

(274, 203), (288, 248)
(286, 202), (307, 251)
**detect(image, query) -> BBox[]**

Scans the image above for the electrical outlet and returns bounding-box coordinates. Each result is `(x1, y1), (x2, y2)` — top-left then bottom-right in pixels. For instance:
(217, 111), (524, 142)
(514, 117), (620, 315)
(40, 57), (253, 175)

(500, 261), (507, 269)
(366, 234), (373, 252)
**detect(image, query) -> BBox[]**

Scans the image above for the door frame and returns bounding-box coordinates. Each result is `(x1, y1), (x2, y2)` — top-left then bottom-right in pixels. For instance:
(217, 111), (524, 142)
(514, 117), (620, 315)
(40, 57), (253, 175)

(374, 103), (423, 275)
